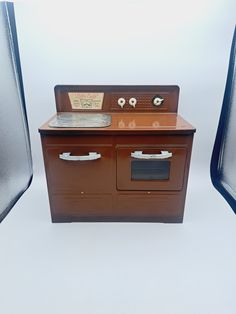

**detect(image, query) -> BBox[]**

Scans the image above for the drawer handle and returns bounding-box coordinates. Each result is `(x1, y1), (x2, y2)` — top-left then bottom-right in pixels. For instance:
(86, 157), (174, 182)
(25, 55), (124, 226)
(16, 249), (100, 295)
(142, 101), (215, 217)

(59, 152), (101, 161)
(131, 150), (172, 160)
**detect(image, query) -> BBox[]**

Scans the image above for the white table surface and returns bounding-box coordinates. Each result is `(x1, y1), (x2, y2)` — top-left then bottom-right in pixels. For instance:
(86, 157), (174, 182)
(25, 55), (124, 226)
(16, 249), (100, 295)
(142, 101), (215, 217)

(1, 169), (236, 314)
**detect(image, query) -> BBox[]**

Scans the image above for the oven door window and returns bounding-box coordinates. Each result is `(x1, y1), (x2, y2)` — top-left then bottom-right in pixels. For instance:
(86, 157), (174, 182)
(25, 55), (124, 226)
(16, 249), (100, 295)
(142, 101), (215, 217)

(131, 160), (170, 180)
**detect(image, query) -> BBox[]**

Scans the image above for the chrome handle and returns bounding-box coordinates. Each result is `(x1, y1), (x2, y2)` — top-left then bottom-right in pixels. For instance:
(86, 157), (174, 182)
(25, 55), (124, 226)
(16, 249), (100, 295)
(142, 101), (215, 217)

(59, 152), (101, 161)
(131, 150), (172, 159)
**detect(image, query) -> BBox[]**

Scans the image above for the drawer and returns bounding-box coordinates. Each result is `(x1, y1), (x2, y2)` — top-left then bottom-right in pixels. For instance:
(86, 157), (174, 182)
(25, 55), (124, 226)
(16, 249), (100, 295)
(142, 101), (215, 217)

(50, 194), (113, 221)
(44, 144), (113, 194)
(116, 146), (187, 191)
(113, 192), (184, 222)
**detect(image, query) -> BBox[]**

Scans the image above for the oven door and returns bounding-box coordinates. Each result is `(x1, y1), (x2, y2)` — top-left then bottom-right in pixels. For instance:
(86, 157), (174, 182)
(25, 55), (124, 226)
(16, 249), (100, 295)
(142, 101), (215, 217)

(116, 146), (187, 191)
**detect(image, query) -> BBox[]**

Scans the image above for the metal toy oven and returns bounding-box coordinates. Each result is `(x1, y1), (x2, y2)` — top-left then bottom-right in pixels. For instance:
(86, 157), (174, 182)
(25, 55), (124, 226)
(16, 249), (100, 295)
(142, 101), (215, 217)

(39, 85), (195, 222)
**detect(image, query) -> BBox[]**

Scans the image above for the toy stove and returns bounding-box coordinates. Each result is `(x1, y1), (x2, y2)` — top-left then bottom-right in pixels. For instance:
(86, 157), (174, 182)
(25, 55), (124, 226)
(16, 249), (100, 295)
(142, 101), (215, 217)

(39, 85), (195, 223)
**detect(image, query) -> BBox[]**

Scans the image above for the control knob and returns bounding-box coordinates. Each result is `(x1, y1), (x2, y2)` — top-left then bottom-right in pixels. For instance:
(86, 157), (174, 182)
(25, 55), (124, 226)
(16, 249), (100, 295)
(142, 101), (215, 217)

(153, 96), (164, 106)
(129, 97), (137, 108)
(117, 97), (126, 108)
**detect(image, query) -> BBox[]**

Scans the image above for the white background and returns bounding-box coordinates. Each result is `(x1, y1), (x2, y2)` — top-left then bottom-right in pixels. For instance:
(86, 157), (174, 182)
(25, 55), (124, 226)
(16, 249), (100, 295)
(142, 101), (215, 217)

(1, 0), (236, 313)
(14, 0), (236, 174)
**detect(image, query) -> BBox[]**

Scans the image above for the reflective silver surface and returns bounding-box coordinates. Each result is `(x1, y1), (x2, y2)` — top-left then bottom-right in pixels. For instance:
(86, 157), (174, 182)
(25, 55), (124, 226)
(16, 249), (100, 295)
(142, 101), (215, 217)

(0, 2), (33, 221)
(49, 112), (112, 128)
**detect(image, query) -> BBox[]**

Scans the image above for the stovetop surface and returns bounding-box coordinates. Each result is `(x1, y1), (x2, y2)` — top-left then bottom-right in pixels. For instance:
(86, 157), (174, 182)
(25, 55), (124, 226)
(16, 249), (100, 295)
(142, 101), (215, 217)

(40, 112), (195, 134)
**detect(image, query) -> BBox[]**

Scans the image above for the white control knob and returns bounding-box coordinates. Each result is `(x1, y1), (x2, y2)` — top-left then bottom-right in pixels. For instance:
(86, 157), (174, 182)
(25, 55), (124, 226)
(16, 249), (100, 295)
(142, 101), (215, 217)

(129, 97), (137, 107)
(117, 97), (126, 108)
(153, 96), (164, 106)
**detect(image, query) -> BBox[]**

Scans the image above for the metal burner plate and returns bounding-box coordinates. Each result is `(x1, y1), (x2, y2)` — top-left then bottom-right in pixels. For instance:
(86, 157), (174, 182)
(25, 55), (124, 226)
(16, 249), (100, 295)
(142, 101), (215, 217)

(49, 113), (112, 128)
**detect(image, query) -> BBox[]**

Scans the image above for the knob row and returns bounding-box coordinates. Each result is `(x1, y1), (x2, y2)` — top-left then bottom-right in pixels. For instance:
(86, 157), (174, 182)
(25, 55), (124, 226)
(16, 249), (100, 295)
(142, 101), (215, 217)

(117, 96), (164, 108)
(118, 97), (137, 108)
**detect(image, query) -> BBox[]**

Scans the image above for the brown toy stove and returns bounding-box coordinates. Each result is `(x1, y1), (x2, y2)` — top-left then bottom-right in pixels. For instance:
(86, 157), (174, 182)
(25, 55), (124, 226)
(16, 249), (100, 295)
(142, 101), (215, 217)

(39, 85), (195, 223)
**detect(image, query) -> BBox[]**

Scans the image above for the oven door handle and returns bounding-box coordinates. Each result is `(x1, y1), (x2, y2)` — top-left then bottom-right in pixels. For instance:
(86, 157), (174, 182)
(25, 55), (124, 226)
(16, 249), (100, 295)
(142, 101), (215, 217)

(131, 150), (172, 159)
(59, 152), (101, 161)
